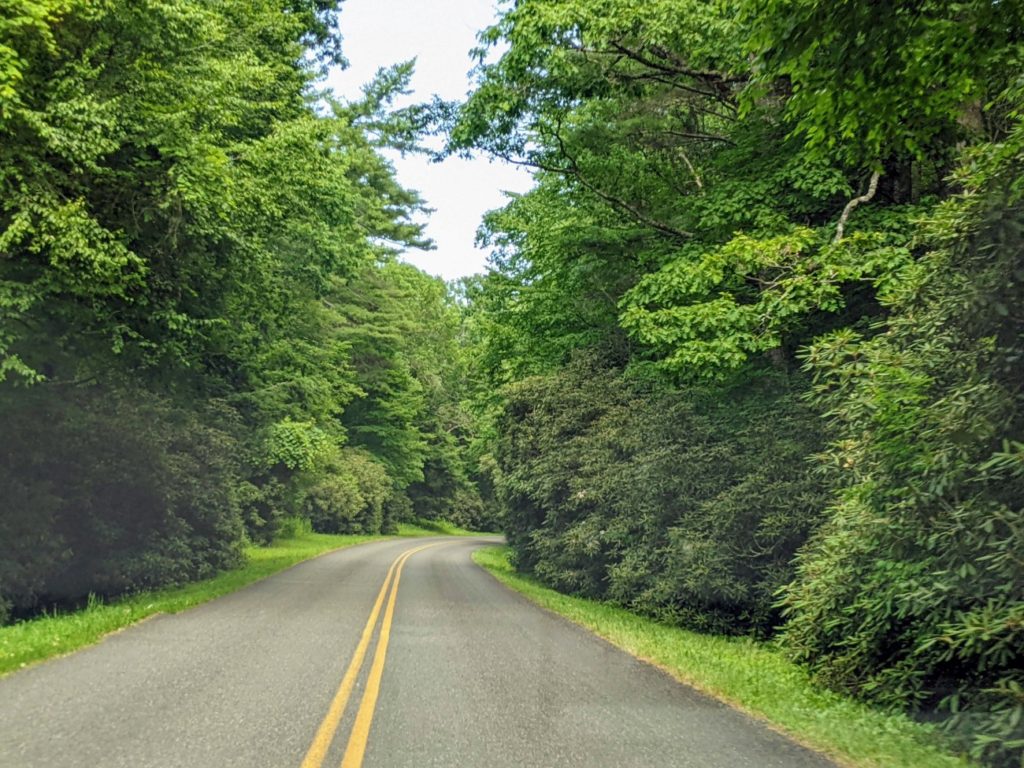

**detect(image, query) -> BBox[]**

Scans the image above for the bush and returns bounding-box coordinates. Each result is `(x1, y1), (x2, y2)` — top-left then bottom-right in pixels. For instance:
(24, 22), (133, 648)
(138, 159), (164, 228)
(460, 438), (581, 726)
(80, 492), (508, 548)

(301, 448), (391, 534)
(275, 515), (312, 540)
(302, 472), (362, 534)
(782, 180), (1024, 766)
(496, 356), (827, 636)
(0, 383), (244, 620)
(381, 492), (412, 535)
(447, 485), (488, 532)
(237, 477), (289, 545)
(406, 436), (492, 531)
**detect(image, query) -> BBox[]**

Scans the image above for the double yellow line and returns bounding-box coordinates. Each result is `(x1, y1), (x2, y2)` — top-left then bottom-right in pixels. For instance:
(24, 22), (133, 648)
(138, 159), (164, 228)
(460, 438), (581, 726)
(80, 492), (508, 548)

(300, 542), (440, 768)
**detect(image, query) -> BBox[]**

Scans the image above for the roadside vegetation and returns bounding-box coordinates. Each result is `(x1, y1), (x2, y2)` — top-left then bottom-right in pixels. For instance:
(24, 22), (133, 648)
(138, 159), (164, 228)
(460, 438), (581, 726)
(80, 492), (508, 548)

(447, 2), (1023, 766)
(1, 1), (492, 633)
(474, 546), (971, 768)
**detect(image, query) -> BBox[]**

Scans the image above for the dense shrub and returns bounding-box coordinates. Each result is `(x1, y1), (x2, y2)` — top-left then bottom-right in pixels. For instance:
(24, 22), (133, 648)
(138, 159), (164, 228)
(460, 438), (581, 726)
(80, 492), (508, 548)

(302, 473), (363, 534)
(496, 357), (827, 635)
(348, 451), (391, 533)
(782, 175), (1024, 766)
(237, 478), (290, 545)
(381, 492), (412, 535)
(447, 486), (489, 532)
(407, 454), (462, 521)
(0, 384), (244, 620)
(407, 451), (492, 531)
(302, 449), (391, 535)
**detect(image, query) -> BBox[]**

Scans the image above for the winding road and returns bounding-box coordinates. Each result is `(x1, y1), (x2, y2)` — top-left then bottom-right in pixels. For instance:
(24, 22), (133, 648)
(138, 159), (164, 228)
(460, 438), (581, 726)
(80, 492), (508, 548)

(0, 537), (834, 767)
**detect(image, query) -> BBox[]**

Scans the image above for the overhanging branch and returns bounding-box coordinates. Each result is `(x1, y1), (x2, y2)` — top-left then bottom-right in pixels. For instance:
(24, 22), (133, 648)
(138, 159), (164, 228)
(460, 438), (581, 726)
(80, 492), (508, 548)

(492, 139), (692, 242)
(834, 171), (881, 242)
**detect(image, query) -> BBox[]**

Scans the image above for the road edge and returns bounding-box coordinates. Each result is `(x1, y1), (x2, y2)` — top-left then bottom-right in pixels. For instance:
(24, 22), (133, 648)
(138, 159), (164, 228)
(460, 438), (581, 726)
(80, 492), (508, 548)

(470, 544), (974, 768)
(0, 528), (475, 679)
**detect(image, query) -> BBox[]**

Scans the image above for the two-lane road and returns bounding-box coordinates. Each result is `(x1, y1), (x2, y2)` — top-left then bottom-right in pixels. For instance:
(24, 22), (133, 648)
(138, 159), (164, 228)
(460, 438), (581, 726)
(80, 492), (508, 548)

(0, 538), (833, 767)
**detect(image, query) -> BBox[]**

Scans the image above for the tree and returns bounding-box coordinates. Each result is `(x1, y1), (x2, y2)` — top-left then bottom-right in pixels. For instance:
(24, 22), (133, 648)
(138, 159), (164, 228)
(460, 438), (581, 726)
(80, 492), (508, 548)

(0, 1), (454, 615)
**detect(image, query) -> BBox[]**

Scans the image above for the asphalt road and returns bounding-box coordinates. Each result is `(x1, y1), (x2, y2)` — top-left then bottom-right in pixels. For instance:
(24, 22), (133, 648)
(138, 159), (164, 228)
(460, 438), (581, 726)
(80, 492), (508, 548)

(0, 537), (834, 767)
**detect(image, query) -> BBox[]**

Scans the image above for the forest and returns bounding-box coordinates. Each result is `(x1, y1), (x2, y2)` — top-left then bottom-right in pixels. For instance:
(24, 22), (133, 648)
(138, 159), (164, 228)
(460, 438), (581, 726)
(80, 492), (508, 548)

(1, 1), (1022, 767)
(0, 0), (490, 616)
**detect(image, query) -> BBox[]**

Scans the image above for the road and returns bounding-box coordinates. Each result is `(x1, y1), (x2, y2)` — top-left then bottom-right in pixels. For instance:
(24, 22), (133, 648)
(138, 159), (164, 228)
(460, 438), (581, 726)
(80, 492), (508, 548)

(0, 537), (834, 767)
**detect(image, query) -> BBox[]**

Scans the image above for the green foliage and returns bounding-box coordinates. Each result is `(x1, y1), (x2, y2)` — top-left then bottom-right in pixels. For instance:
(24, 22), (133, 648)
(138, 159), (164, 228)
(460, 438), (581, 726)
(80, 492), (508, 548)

(236, 478), (288, 546)
(0, 1), (472, 622)
(453, 2), (1024, 765)
(448, 0), (745, 161)
(621, 211), (918, 377)
(333, 261), (487, 525)
(781, 156), (1024, 767)
(495, 356), (826, 636)
(273, 515), (313, 541)
(302, 449), (391, 535)
(470, 179), (638, 382)
(264, 420), (333, 472)
(744, 0), (1024, 166)
(449, 0), (933, 383)
(381, 493), (413, 535)
(0, 383), (244, 618)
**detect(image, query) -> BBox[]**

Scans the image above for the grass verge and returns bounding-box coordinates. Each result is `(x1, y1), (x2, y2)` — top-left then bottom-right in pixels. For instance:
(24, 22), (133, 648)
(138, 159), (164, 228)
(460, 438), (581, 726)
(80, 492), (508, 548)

(0, 520), (483, 678)
(398, 518), (489, 537)
(472, 545), (973, 768)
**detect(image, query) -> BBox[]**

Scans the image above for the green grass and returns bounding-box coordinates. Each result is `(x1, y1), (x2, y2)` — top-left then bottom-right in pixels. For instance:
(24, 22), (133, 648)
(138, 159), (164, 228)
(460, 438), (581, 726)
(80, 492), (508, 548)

(472, 546), (974, 768)
(397, 518), (490, 537)
(0, 520), (484, 678)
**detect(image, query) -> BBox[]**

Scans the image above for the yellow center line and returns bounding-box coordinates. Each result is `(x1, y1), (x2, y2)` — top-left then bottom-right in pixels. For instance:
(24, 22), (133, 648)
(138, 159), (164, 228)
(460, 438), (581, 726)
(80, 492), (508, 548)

(300, 542), (440, 768)
(338, 538), (425, 768)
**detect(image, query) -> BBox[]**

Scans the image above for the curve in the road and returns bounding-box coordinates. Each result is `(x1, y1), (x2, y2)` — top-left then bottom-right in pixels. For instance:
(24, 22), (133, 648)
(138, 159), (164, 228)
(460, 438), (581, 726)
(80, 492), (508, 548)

(0, 537), (835, 768)
(300, 541), (441, 768)
(301, 541), (445, 768)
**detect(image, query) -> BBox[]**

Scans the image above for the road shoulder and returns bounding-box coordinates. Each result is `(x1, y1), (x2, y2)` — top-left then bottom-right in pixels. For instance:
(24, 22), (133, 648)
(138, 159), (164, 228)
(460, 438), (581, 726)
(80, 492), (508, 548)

(472, 545), (973, 768)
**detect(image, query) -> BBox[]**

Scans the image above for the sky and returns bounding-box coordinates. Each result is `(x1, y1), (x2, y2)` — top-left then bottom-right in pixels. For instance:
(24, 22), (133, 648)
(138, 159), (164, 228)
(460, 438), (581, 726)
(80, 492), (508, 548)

(325, 0), (534, 281)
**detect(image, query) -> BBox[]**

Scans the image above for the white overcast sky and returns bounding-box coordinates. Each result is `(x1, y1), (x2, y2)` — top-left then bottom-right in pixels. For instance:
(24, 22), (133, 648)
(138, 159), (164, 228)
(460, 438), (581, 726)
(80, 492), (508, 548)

(325, 0), (534, 281)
